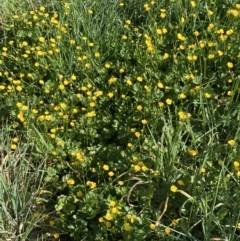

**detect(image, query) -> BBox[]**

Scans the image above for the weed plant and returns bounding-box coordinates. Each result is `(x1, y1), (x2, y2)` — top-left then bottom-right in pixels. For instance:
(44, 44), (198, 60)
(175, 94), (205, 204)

(1, 0), (240, 240)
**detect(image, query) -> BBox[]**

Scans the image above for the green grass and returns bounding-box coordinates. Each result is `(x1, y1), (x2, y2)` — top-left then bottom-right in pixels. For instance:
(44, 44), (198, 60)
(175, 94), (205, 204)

(1, 0), (240, 240)
(0, 125), (48, 240)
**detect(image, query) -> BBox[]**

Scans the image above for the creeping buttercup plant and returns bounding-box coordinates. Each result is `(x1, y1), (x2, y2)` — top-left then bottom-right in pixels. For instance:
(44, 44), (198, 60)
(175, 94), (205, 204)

(1, 0), (240, 240)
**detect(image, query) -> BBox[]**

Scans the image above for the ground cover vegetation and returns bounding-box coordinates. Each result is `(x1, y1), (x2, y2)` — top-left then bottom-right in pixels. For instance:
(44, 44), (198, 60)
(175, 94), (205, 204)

(1, 0), (240, 240)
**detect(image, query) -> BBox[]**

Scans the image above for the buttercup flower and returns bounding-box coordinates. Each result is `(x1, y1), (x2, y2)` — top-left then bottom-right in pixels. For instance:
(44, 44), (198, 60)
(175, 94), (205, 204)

(170, 185), (178, 192)
(67, 179), (75, 185)
(189, 149), (198, 156)
(227, 62), (233, 68)
(228, 140), (235, 146)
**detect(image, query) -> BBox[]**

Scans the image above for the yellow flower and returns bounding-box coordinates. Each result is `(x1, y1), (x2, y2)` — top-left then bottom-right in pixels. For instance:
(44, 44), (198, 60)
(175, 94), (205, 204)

(132, 156), (138, 161)
(179, 93), (186, 99)
(127, 143), (132, 148)
(17, 102), (23, 108)
(105, 63), (111, 68)
(95, 52), (100, 57)
(160, 12), (166, 18)
(228, 140), (235, 146)
(226, 29), (233, 35)
(127, 214), (136, 223)
(91, 182), (97, 189)
(99, 217), (104, 222)
(126, 80), (132, 86)
(204, 93), (211, 98)
(137, 105), (143, 111)
(150, 223), (156, 230)
(194, 30), (200, 36)
(16, 86), (22, 91)
(86, 111), (96, 118)
(177, 33), (186, 41)
(144, 85), (150, 92)
(89, 102), (96, 107)
(67, 179), (75, 185)
(111, 207), (119, 214)
(159, 102), (164, 107)
(172, 219), (179, 226)
(103, 165), (109, 171)
(190, 1), (196, 8)
(166, 99), (172, 105)
(108, 92), (114, 98)
(162, 27), (168, 34)
(38, 115), (45, 121)
(12, 137), (19, 143)
(233, 161), (240, 170)
(162, 53), (169, 59)
(199, 40), (205, 48)
(144, 3), (150, 11)
(141, 119), (147, 124)
(170, 185), (178, 192)
(60, 102), (67, 109)
(208, 10), (214, 16)
(108, 171), (114, 177)
(40, 6), (45, 12)
(118, 181), (124, 185)
(187, 55), (198, 61)
(134, 165), (141, 172)
(165, 227), (171, 234)
(38, 37), (45, 42)
(86, 181), (97, 189)
(105, 213), (113, 221)
(227, 62), (233, 69)
(220, 35), (228, 41)
(72, 108), (78, 114)
(11, 144), (17, 150)
(195, 86), (201, 91)
(227, 9), (239, 17)
(109, 201), (116, 207)
(76, 191), (83, 197)
(53, 233), (59, 239)
(208, 53), (215, 59)
(189, 149), (198, 156)
(71, 74), (77, 80)
(135, 132), (140, 138)
(124, 223), (131, 231)
(82, 86), (87, 91)
(137, 76), (143, 82)
(177, 180), (184, 186)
